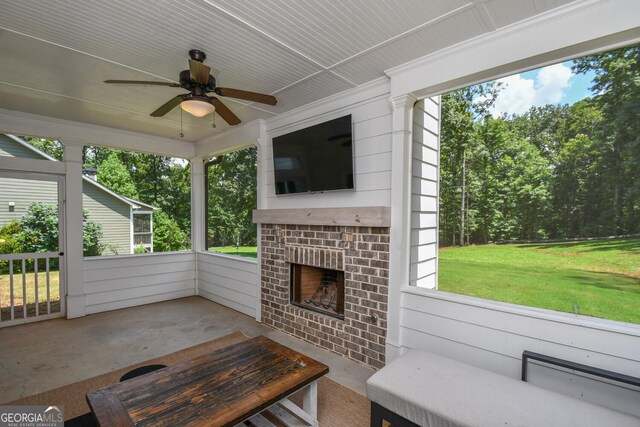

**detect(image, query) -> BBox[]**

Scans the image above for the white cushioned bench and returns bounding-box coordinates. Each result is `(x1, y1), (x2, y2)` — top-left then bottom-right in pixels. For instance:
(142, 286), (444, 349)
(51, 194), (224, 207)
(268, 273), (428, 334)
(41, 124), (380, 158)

(366, 349), (640, 427)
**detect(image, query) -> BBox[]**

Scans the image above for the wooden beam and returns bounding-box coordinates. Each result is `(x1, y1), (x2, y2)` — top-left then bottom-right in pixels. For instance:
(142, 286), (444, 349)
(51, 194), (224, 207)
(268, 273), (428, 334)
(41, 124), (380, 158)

(252, 207), (390, 227)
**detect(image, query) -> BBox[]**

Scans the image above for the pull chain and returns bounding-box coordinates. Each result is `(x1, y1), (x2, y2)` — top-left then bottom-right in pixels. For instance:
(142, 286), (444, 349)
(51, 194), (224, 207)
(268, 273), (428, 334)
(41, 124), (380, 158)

(212, 111), (216, 129)
(179, 109), (184, 138)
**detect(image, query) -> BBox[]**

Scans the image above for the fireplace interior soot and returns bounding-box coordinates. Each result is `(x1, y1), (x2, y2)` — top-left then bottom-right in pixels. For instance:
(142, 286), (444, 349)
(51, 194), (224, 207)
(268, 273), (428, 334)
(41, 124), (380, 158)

(291, 264), (344, 319)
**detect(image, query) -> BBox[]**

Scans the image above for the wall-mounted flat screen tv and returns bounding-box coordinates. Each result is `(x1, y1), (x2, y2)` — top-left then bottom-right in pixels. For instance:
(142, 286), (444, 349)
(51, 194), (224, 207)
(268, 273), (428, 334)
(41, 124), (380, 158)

(273, 114), (353, 195)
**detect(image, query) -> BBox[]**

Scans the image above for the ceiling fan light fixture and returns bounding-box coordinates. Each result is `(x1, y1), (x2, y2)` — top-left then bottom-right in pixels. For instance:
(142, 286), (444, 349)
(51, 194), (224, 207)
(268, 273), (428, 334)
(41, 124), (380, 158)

(180, 96), (215, 117)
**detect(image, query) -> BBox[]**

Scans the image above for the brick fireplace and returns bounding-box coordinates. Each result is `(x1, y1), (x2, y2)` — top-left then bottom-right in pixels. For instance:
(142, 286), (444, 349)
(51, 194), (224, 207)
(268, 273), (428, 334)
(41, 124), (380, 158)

(255, 207), (390, 369)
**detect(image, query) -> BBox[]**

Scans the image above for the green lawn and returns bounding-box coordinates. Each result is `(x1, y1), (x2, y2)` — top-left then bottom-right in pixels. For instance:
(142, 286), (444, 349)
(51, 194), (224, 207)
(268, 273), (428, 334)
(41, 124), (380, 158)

(209, 246), (257, 259)
(438, 238), (640, 324)
(1, 270), (61, 320)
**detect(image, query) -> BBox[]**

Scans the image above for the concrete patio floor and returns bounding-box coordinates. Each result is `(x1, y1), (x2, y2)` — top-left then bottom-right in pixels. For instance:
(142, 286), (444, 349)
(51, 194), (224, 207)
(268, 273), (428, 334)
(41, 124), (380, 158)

(0, 296), (374, 404)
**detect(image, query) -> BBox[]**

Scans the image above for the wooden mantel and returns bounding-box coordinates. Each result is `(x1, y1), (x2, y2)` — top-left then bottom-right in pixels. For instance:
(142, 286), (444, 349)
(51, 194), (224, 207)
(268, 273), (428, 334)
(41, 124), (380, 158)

(252, 206), (390, 227)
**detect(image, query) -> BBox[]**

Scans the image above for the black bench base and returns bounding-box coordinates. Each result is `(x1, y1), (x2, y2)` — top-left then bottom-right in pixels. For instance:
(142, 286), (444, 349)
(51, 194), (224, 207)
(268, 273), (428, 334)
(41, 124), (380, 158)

(371, 401), (420, 427)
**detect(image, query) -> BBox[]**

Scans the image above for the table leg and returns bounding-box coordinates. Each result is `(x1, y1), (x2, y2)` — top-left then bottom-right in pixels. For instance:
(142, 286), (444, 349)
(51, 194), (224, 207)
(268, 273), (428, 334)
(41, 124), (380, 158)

(303, 380), (318, 422)
(278, 381), (320, 426)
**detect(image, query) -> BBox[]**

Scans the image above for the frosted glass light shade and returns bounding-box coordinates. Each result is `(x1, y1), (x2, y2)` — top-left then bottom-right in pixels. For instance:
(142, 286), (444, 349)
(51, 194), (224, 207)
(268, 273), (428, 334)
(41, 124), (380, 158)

(181, 98), (215, 117)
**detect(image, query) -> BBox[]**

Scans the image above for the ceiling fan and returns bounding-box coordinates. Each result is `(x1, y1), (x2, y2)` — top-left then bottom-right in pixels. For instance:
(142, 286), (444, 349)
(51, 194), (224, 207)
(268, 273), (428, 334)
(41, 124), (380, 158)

(104, 50), (277, 126)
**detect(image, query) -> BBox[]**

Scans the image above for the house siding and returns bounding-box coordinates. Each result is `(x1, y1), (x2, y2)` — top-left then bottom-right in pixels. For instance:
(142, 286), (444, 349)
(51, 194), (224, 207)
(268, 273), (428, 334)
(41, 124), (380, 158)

(0, 176), (58, 228)
(0, 134), (47, 160)
(409, 98), (439, 288)
(82, 182), (131, 255)
(0, 135), (58, 227)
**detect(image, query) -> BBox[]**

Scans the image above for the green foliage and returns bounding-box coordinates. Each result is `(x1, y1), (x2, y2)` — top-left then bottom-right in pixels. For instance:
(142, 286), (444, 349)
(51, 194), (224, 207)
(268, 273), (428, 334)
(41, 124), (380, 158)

(573, 44), (640, 234)
(206, 147), (257, 248)
(0, 222), (23, 274)
(22, 137), (63, 160)
(97, 152), (139, 199)
(153, 210), (187, 252)
(439, 239), (640, 324)
(14, 202), (104, 256)
(83, 214), (105, 256)
(440, 43), (640, 245)
(17, 203), (60, 252)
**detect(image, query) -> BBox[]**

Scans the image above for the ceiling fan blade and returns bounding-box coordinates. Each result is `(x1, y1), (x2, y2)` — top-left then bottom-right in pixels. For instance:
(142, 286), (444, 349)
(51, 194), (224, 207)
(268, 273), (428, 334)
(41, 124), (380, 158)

(150, 95), (185, 117)
(211, 98), (241, 126)
(215, 87), (277, 105)
(189, 59), (211, 84)
(105, 80), (181, 87)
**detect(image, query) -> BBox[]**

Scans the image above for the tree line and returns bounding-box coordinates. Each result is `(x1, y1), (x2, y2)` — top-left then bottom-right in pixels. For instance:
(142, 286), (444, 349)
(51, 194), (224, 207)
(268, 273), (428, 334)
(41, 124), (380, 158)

(439, 44), (639, 246)
(205, 147), (257, 248)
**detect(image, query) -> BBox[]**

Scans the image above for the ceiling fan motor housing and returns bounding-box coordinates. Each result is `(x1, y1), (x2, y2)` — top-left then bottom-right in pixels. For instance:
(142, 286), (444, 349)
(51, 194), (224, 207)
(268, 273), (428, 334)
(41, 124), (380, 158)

(179, 70), (216, 91)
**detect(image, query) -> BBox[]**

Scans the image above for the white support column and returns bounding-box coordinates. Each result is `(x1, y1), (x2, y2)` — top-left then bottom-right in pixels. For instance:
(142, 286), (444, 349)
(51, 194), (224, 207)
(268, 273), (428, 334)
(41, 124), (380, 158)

(255, 121), (267, 322)
(386, 93), (416, 362)
(191, 157), (205, 295)
(191, 158), (205, 252)
(64, 143), (86, 318)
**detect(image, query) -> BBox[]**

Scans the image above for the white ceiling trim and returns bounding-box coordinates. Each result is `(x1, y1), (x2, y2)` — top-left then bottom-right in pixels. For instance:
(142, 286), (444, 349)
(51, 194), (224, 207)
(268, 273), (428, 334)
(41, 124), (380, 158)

(0, 108), (195, 159)
(386, 0), (640, 97)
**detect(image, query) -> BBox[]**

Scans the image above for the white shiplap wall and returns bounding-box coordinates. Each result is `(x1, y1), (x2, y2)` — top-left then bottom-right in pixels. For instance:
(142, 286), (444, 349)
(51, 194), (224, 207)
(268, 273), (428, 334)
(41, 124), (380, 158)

(263, 80), (393, 209)
(83, 252), (195, 314)
(197, 252), (258, 318)
(409, 98), (439, 288)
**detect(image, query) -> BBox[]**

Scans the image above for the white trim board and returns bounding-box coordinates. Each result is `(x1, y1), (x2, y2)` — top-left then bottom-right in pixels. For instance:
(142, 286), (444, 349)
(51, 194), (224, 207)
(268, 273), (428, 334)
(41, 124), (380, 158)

(386, 0), (640, 98)
(0, 108), (195, 159)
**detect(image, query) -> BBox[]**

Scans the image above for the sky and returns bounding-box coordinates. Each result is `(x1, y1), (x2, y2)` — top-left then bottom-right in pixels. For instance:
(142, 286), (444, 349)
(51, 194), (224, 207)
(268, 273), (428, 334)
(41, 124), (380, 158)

(483, 61), (596, 117)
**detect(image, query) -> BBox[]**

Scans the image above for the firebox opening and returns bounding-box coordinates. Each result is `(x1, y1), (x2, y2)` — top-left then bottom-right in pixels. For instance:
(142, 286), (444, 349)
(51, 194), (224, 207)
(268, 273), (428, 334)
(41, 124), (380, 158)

(290, 264), (344, 320)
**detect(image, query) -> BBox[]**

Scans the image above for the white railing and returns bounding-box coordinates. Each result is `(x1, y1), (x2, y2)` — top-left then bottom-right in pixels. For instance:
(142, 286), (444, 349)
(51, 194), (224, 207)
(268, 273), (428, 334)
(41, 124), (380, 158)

(0, 252), (64, 326)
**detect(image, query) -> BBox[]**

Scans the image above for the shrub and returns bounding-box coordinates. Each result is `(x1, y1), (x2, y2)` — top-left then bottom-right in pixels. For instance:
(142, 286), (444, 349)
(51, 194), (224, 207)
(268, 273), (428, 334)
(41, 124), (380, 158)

(153, 210), (187, 252)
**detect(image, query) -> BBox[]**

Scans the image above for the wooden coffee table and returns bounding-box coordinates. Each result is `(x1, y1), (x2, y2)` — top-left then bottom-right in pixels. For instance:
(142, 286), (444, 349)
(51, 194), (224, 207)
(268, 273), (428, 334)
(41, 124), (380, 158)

(86, 336), (329, 426)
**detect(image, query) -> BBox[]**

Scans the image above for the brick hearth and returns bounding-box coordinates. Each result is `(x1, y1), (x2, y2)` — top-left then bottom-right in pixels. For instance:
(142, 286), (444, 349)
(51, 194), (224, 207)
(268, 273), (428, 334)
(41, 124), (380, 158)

(260, 224), (390, 369)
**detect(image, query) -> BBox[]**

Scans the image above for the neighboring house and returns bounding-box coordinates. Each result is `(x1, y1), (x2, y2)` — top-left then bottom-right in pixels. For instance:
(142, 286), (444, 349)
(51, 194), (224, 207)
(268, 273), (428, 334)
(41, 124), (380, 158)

(0, 134), (156, 255)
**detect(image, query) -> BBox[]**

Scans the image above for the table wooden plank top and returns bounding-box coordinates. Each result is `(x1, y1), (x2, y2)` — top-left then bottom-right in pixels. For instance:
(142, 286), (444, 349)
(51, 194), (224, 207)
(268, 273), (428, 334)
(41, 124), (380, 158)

(86, 336), (329, 427)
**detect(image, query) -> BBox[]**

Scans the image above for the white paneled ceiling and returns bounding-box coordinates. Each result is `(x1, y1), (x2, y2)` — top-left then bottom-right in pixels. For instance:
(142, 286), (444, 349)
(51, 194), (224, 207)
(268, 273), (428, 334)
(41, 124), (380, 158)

(0, 0), (577, 141)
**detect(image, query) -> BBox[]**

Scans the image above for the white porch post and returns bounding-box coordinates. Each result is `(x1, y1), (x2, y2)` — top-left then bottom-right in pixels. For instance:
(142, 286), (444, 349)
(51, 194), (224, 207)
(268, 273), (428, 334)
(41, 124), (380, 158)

(255, 121), (267, 322)
(191, 157), (205, 295)
(64, 143), (86, 318)
(386, 93), (416, 362)
(191, 158), (205, 252)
